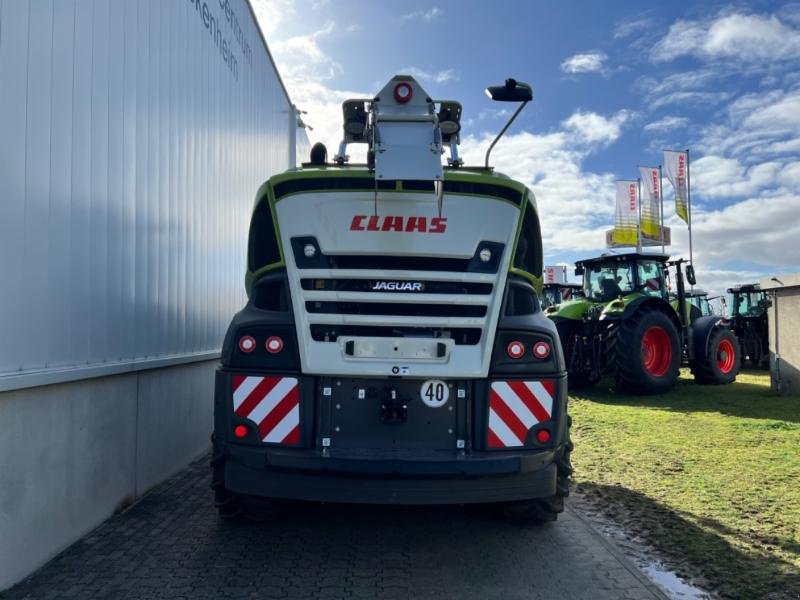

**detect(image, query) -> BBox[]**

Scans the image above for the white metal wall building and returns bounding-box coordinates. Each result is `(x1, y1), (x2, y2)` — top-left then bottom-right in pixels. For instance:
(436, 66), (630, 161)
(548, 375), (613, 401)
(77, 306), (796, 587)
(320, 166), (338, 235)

(0, 0), (306, 588)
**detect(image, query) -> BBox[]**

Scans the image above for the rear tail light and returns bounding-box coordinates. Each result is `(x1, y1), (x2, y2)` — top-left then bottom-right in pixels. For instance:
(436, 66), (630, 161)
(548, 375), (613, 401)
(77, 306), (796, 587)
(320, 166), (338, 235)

(506, 341), (525, 359)
(233, 424), (248, 438)
(532, 341), (551, 359)
(238, 336), (256, 353)
(265, 336), (284, 354)
(536, 429), (551, 444)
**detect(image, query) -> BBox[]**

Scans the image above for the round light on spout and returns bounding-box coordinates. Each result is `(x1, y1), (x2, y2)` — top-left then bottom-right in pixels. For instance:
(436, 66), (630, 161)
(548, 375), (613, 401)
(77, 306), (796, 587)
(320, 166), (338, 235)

(479, 248), (492, 263)
(393, 82), (413, 103)
(303, 244), (316, 258)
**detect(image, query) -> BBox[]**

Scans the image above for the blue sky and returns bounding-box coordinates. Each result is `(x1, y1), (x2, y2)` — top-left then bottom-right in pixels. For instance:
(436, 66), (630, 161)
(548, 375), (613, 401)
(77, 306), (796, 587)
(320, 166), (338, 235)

(253, 0), (800, 293)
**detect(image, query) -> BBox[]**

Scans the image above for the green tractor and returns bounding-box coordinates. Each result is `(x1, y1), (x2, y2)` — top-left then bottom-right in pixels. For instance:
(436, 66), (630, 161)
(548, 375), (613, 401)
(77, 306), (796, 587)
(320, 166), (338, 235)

(670, 288), (712, 323)
(727, 284), (770, 369)
(541, 282), (583, 309)
(546, 253), (741, 394)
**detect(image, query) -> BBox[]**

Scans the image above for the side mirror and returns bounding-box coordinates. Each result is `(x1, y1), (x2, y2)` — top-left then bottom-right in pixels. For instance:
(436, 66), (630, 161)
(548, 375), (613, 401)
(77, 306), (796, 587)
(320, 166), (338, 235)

(485, 78), (533, 103)
(686, 265), (697, 286)
(574, 265), (584, 276)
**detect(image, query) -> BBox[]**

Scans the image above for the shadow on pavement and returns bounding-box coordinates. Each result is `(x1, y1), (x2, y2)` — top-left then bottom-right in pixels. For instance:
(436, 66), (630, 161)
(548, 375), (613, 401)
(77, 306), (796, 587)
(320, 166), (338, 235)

(574, 482), (800, 600)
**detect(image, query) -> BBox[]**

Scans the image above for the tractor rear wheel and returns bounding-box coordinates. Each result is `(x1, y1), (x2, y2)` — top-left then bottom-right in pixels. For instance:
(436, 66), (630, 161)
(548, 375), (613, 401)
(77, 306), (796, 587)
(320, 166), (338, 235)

(615, 308), (681, 394)
(556, 320), (596, 390)
(690, 326), (741, 384)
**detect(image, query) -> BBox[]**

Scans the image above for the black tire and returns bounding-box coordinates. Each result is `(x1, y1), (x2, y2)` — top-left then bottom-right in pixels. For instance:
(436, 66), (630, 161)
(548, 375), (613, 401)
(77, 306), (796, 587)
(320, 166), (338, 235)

(502, 416), (573, 524)
(615, 307), (681, 394)
(555, 320), (596, 391)
(211, 445), (243, 520)
(690, 326), (741, 385)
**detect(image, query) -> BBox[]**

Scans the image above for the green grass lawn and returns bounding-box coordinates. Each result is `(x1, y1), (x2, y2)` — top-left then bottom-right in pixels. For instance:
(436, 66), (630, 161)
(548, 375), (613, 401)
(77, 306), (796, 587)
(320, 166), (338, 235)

(569, 370), (800, 600)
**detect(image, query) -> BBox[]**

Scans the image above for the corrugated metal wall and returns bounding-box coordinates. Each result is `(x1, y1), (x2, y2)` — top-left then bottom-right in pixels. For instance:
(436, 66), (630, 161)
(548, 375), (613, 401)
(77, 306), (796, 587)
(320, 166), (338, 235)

(0, 0), (297, 388)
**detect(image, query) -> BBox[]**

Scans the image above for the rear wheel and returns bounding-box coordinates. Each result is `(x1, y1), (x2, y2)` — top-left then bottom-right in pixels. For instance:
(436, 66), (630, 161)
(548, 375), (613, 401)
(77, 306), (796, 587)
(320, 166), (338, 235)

(690, 326), (741, 384)
(615, 308), (681, 394)
(502, 416), (572, 524)
(211, 445), (243, 520)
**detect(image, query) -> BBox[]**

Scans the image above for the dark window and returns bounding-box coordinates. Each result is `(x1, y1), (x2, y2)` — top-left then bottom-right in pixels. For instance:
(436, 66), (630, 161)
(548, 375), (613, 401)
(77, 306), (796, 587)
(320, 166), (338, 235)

(248, 199), (281, 271)
(513, 202), (542, 276)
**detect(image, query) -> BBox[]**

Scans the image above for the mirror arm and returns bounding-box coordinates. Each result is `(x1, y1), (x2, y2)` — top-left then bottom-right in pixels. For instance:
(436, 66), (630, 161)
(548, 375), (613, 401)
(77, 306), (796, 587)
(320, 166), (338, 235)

(484, 100), (528, 169)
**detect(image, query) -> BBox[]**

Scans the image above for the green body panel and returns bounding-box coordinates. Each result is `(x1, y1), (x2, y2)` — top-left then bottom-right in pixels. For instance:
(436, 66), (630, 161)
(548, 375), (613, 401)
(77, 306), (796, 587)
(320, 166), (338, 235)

(670, 299), (694, 323)
(549, 292), (645, 321)
(245, 167), (540, 296)
(550, 299), (591, 320)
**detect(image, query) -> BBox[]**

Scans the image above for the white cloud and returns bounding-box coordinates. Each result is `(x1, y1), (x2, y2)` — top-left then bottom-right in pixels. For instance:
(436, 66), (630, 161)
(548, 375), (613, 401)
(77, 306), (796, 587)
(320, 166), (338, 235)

(692, 156), (785, 198)
(635, 69), (733, 109)
(270, 22), (342, 82)
(562, 110), (634, 145)
(560, 51), (608, 74)
(400, 7), (442, 23)
(399, 67), (458, 85)
(690, 193), (800, 268)
(643, 115), (689, 132)
(250, 0), (295, 37)
(614, 17), (654, 39)
(651, 12), (800, 63)
(698, 88), (800, 160)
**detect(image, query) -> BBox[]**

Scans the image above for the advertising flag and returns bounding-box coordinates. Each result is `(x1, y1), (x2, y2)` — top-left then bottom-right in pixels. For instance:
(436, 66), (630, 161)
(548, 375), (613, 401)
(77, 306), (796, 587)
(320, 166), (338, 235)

(664, 150), (689, 223)
(544, 265), (567, 284)
(638, 166), (661, 238)
(611, 180), (639, 246)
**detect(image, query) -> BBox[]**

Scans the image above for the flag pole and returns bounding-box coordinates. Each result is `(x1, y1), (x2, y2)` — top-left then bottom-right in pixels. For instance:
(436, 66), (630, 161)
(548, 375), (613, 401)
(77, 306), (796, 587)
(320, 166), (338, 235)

(686, 148), (694, 289)
(686, 149), (693, 264)
(637, 178), (642, 253)
(659, 165), (665, 253)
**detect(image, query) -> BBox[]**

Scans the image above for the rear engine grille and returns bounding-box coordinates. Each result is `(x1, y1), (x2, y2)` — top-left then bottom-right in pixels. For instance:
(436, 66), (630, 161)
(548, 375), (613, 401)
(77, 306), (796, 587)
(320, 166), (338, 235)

(301, 279), (493, 295)
(293, 241), (505, 349)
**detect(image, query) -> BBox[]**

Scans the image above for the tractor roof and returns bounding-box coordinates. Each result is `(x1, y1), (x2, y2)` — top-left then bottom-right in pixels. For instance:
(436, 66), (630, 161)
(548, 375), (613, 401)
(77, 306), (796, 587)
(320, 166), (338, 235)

(685, 289), (709, 297)
(576, 252), (670, 268)
(727, 283), (761, 293)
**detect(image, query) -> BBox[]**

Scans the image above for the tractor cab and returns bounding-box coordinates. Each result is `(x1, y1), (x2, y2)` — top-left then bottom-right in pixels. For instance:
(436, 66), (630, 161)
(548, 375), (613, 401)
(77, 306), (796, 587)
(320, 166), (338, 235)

(541, 283), (583, 308)
(727, 284), (769, 368)
(580, 253), (669, 303)
(671, 289), (712, 322)
(728, 284), (768, 319)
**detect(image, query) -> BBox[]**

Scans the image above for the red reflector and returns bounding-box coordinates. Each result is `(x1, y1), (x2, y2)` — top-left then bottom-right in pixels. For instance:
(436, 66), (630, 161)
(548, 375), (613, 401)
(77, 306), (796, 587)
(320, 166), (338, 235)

(233, 425), (248, 439)
(393, 82), (413, 103)
(532, 341), (551, 359)
(536, 429), (551, 444)
(265, 336), (284, 354)
(506, 341), (525, 359)
(238, 336), (256, 353)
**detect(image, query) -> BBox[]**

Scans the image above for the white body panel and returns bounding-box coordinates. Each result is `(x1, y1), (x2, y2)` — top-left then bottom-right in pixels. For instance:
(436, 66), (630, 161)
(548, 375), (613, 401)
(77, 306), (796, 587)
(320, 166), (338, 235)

(275, 192), (521, 378)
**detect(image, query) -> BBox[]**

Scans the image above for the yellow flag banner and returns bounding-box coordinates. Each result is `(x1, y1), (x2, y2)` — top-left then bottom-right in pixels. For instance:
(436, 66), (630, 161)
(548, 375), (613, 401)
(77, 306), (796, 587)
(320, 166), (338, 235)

(664, 150), (689, 223)
(638, 166), (661, 237)
(607, 180), (639, 248)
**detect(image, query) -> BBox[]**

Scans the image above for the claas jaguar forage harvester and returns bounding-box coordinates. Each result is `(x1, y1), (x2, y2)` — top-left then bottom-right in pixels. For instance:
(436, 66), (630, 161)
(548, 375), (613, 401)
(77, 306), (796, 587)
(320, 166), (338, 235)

(211, 75), (573, 522)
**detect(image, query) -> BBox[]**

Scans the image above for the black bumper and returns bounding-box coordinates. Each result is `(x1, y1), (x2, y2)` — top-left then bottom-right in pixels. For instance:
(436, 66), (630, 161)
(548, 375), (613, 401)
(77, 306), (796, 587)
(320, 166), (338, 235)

(221, 443), (558, 504)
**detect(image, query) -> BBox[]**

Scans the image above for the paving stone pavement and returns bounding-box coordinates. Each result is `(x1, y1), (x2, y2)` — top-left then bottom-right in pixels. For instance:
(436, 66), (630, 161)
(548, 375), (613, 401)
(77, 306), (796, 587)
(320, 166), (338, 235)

(2, 455), (668, 600)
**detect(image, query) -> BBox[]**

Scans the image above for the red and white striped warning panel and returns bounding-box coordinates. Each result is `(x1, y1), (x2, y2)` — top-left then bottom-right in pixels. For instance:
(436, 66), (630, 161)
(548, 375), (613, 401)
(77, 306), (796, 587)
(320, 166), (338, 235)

(488, 380), (554, 449)
(231, 376), (300, 445)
